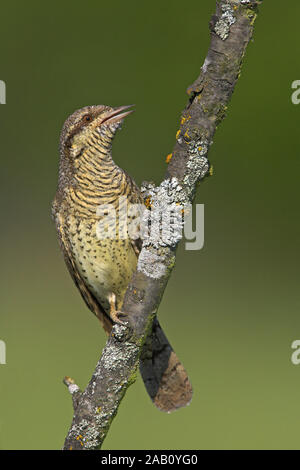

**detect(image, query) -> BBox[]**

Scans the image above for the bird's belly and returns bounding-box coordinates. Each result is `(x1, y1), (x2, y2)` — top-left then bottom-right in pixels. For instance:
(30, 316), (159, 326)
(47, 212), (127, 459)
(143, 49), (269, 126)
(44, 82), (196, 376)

(68, 219), (137, 314)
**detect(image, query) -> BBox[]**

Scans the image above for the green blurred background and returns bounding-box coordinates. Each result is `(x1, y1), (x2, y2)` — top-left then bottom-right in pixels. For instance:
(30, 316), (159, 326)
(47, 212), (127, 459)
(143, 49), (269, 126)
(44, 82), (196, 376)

(0, 0), (299, 450)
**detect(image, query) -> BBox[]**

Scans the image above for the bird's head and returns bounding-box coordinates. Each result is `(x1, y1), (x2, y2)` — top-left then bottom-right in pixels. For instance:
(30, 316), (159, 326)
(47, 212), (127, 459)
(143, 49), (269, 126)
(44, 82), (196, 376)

(60, 104), (134, 160)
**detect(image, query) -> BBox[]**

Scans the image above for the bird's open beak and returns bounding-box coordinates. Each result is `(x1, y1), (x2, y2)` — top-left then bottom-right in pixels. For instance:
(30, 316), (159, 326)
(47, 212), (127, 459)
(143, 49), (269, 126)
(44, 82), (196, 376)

(101, 105), (135, 126)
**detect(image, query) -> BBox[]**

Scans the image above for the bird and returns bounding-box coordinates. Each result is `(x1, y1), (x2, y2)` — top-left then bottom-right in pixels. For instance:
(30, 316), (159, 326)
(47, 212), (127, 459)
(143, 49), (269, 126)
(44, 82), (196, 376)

(51, 104), (193, 412)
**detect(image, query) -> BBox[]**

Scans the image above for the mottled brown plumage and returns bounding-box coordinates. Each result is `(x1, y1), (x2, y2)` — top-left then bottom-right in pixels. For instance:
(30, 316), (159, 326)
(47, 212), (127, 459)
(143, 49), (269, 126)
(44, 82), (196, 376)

(52, 104), (192, 412)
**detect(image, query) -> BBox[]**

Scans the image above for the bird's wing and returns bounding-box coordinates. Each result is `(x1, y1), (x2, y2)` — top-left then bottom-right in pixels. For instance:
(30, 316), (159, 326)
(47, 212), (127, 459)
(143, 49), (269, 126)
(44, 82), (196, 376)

(54, 211), (113, 334)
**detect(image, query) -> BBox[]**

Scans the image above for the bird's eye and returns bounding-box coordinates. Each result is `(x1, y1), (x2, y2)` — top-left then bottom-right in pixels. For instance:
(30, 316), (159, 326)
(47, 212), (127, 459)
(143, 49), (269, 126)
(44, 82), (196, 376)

(83, 115), (92, 122)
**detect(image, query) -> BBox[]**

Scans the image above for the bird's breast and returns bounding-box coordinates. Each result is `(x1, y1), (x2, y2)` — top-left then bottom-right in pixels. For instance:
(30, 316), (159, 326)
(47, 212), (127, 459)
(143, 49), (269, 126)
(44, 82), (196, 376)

(66, 214), (137, 314)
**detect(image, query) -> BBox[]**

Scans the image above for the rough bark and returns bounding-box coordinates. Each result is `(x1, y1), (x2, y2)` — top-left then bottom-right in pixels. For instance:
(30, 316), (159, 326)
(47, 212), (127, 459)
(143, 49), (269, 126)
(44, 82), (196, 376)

(63, 0), (261, 450)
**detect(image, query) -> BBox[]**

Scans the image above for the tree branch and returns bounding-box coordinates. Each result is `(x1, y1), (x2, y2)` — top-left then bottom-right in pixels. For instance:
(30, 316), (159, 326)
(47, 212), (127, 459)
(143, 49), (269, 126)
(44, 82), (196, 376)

(63, 0), (261, 450)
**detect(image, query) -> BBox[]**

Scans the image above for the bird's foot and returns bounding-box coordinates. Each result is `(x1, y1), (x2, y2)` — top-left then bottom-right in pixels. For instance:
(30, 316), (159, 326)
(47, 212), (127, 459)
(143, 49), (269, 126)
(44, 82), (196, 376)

(108, 292), (128, 325)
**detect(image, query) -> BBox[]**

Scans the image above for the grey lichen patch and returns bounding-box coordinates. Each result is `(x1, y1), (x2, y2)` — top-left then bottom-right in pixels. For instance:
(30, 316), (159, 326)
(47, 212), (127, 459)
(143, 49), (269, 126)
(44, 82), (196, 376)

(141, 178), (188, 205)
(140, 178), (189, 249)
(183, 139), (210, 197)
(90, 380), (97, 396)
(215, 3), (236, 40)
(188, 138), (209, 157)
(101, 340), (138, 371)
(137, 247), (168, 279)
(112, 323), (131, 342)
(95, 407), (110, 428)
(69, 419), (100, 449)
(82, 423), (100, 449)
(94, 405), (118, 442)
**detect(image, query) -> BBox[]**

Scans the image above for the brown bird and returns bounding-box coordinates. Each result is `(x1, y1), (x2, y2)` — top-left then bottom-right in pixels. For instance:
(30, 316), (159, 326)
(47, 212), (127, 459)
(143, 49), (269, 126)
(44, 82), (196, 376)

(52, 104), (193, 412)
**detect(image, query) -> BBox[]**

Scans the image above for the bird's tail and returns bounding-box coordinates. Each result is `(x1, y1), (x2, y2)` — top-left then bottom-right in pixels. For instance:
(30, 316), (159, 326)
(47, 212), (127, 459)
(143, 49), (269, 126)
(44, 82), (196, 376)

(139, 318), (193, 412)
